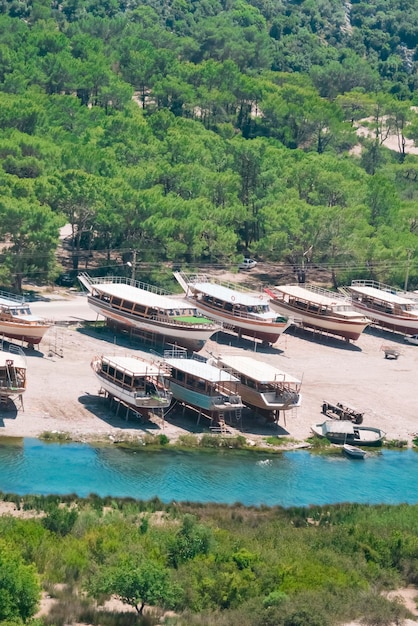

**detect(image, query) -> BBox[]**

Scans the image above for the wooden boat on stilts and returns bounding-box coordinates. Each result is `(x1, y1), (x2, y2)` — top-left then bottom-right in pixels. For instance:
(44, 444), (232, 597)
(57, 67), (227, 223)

(79, 273), (221, 352)
(0, 342), (27, 411)
(0, 290), (51, 349)
(91, 354), (172, 421)
(174, 272), (289, 346)
(164, 351), (245, 431)
(345, 280), (418, 335)
(265, 284), (370, 342)
(212, 353), (301, 424)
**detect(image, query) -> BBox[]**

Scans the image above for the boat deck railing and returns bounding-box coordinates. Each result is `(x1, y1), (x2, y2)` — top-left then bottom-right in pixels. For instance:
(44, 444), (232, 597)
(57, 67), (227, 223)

(351, 279), (402, 295)
(284, 283), (347, 301)
(305, 283), (347, 301)
(0, 289), (25, 306)
(79, 273), (175, 297)
(351, 280), (418, 307)
(88, 295), (220, 329)
(0, 340), (27, 364)
(182, 272), (264, 296)
(163, 347), (189, 359)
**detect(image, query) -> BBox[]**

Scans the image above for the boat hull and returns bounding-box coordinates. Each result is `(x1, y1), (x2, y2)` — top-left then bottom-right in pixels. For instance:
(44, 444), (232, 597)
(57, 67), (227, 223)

(311, 423), (384, 446)
(343, 444), (366, 458)
(350, 302), (418, 335)
(88, 299), (218, 351)
(237, 384), (301, 412)
(269, 300), (369, 341)
(168, 381), (244, 421)
(0, 321), (49, 345)
(189, 300), (288, 344)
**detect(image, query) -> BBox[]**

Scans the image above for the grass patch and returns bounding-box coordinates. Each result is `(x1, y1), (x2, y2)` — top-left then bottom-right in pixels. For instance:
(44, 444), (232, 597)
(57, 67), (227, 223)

(264, 436), (300, 446)
(384, 439), (408, 449)
(40, 431), (73, 443)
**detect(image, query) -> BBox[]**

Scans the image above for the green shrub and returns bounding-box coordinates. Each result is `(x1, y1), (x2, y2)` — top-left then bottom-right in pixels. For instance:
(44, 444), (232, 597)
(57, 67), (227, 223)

(42, 505), (78, 536)
(177, 434), (199, 447)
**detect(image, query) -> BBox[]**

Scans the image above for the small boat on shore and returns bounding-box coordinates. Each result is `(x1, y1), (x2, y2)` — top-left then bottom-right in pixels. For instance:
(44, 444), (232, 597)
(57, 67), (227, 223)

(265, 284), (370, 341)
(0, 342), (27, 409)
(0, 290), (51, 349)
(345, 280), (418, 335)
(212, 353), (301, 423)
(311, 420), (385, 446)
(404, 334), (418, 345)
(343, 443), (366, 459)
(79, 273), (221, 352)
(174, 272), (289, 346)
(164, 352), (244, 430)
(91, 354), (172, 420)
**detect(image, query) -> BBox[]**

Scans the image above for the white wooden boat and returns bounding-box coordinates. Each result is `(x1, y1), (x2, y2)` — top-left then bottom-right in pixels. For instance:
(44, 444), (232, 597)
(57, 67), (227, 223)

(0, 342), (27, 409)
(343, 443), (366, 459)
(346, 280), (418, 335)
(91, 354), (172, 419)
(174, 272), (289, 346)
(0, 290), (51, 348)
(212, 354), (301, 423)
(311, 420), (385, 446)
(164, 352), (244, 428)
(265, 284), (370, 341)
(79, 273), (221, 352)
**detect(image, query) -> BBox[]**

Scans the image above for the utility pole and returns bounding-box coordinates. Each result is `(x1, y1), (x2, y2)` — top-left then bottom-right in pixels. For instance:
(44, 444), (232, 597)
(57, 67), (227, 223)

(131, 250), (137, 282)
(404, 248), (413, 291)
(298, 245), (313, 283)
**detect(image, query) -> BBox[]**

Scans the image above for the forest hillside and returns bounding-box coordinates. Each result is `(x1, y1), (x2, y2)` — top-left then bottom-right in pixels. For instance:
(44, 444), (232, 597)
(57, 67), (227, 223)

(0, 0), (417, 291)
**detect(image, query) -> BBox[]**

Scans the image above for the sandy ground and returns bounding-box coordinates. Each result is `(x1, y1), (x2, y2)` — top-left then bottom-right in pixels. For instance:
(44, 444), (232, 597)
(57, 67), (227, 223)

(0, 288), (417, 624)
(0, 290), (416, 447)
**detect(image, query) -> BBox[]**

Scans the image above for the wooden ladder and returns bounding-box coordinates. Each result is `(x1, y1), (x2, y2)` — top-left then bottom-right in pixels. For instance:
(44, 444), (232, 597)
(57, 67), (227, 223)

(218, 413), (227, 434)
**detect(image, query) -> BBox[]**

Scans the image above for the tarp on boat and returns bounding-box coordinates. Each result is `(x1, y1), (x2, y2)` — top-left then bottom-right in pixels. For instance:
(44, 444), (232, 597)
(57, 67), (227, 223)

(323, 421), (354, 435)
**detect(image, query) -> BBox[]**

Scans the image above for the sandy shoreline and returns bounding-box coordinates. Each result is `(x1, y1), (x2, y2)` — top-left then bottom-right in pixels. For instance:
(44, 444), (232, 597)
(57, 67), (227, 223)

(0, 292), (416, 448)
(0, 291), (417, 625)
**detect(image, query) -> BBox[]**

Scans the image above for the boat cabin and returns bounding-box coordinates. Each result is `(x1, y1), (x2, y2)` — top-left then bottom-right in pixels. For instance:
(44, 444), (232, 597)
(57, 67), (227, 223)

(90, 281), (211, 325)
(97, 355), (169, 395)
(0, 345), (27, 409)
(349, 281), (418, 318)
(217, 355), (301, 396)
(190, 281), (282, 321)
(166, 357), (241, 398)
(164, 355), (244, 428)
(0, 356), (26, 393)
(271, 285), (357, 318)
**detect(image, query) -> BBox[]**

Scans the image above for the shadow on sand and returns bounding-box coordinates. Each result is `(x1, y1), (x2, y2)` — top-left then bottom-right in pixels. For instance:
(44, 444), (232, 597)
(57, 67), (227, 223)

(0, 338), (45, 359)
(205, 330), (285, 356)
(364, 325), (409, 345)
(0, 398), (19, 427)
(76, 324), (298, 441)
(79, 391), (294, 442)
(78, 392), (212, 437)
(76, 324), (287, 359)
(283, 325), (363, 351)
(76, 323), (202, 358)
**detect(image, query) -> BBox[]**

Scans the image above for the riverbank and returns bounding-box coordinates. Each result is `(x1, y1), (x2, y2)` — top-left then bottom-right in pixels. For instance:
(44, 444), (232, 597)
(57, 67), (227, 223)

(0, 291), (416, 448)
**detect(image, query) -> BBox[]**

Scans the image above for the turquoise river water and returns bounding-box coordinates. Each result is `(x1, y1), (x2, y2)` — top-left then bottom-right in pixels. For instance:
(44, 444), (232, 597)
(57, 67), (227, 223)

(0, 439), (417, 507)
